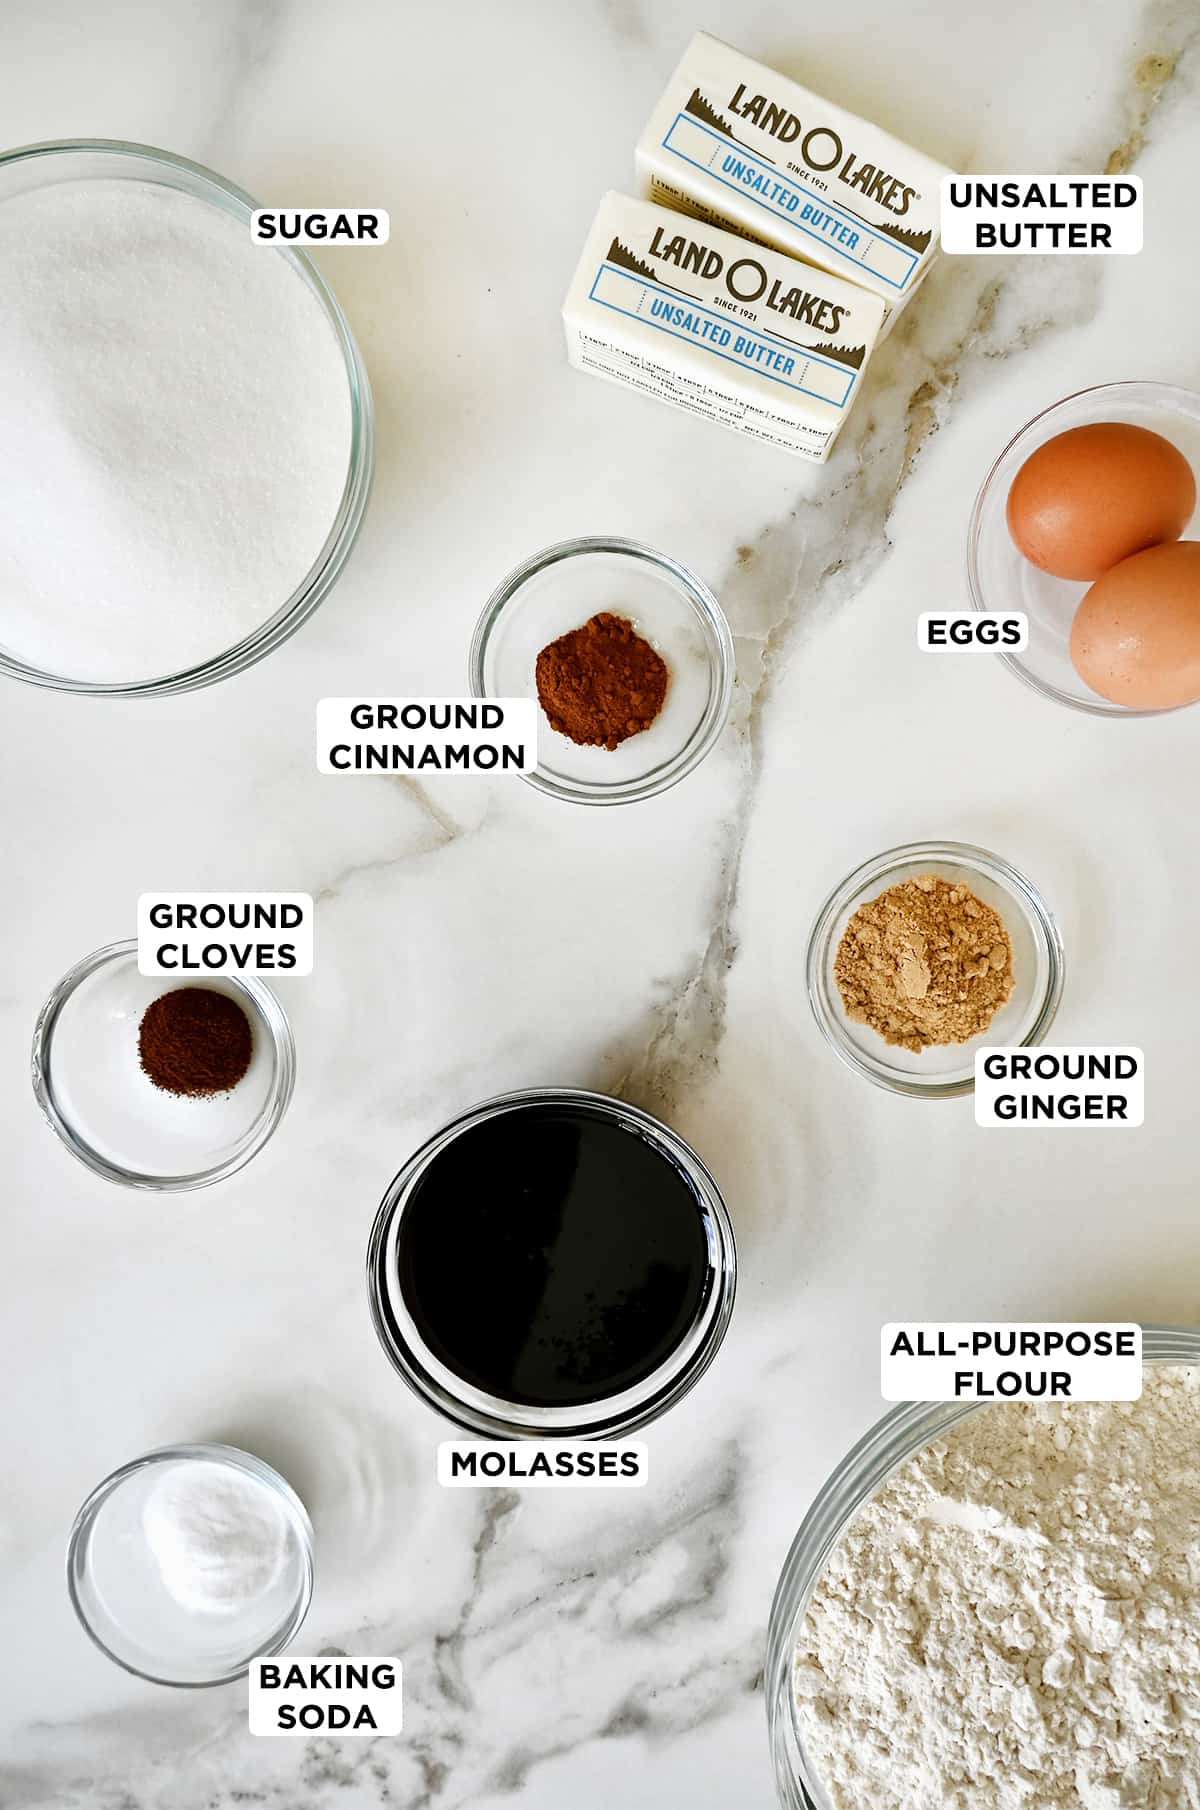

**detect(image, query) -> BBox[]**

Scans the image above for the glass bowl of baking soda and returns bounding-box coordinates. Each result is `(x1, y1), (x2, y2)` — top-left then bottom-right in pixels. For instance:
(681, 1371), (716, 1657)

(68, 1444), (313, 1686)
(469, 537), (735, 805)
(31, 940), (295, 1189)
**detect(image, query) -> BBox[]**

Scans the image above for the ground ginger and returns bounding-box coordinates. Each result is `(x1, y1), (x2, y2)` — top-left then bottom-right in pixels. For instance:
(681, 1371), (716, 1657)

(834, 874), (1013, 1053)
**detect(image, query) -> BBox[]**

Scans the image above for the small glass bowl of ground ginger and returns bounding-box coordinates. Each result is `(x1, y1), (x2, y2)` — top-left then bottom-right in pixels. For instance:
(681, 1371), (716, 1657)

(806, 841), (1063, 1098)
(31, 940), (295, 1188)
(469, 537), (734, 805)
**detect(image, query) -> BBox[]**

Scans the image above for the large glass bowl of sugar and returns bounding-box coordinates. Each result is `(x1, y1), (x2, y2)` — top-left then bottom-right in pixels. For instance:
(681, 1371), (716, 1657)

(0, 140), (373, 695)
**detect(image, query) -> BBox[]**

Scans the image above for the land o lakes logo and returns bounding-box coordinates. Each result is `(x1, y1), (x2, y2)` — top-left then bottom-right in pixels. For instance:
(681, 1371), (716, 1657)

(604, 235), (868, 369)
(683, 85), (932, 251)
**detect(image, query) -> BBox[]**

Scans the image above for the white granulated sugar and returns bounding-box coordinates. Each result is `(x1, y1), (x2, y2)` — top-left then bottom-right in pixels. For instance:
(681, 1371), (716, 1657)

(0, 178), (352, 683)
(794, 1368), (1200, 1810)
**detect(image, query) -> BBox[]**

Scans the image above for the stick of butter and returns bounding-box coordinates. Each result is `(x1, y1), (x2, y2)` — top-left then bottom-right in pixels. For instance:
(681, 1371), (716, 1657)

(635, 32), (951, 331)
(562, 192), (885, 463)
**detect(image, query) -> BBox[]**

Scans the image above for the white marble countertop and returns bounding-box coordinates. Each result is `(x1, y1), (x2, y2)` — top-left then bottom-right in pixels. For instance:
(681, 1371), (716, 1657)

(4, 2), (1200, 1805)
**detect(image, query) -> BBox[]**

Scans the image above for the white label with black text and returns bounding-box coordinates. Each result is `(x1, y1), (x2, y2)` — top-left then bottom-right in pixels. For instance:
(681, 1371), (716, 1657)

(249, 1656), (402, 1736)
(137, 892), (313, 977)
(975, 1046), (1143, 1127)
(251, 208), (389, 245)
(882, 1323), (1142, 1402)
(941, 175), (1142, 254)
(317, 699), (537, 777)
(438, 1441), (647, 1488)
(918, 612), (1028, 652)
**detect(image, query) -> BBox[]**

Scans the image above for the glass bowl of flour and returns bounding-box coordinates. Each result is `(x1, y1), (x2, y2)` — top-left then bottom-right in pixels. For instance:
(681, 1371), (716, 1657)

(766, 1327), (1200, 1809)
(0, 140), (373, 694)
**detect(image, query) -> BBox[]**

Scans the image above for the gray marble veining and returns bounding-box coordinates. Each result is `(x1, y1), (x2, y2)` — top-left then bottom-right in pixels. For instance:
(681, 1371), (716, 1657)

(3, 2), (1200, 1806)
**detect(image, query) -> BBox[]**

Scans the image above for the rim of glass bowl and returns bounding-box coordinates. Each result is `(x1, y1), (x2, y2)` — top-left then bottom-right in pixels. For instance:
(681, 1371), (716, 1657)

(765, 1325), (1200, 1810)
(0, 138), (374, 698)
(367, 1086), (738, 1437)
(967, 379), (1200, 719)
(67, 1442), (314, 1687)
(468, 536), (736, 806)
(31, 938), (296, 1191)
(805, 839), (1064, 1100)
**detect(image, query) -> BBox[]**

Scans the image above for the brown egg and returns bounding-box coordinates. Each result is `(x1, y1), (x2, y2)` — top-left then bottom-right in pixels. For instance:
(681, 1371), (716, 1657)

(1071, 540), (1200, 708)
(1007, 422), (1195, 580)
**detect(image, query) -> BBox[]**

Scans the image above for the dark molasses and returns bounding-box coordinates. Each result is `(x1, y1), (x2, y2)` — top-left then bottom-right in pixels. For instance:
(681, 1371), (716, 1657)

(395, 1101), (712, 1408)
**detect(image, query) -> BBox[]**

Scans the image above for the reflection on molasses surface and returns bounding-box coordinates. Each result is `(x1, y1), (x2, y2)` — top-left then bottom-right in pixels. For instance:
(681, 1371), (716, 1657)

(396, 1103), (712, 1408)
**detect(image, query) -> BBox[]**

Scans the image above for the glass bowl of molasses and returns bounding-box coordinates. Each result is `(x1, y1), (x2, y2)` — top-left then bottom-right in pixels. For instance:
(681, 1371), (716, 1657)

(469, 537), (735, 806)
(367, 1087), (737, 1436)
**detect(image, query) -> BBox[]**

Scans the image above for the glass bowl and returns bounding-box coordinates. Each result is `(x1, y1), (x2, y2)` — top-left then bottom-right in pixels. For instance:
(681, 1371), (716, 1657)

(68, 1443), (313, 1687)
(0, 139), (374, 696)
(806, 840), (1063, 1098)
(469, 537), (735, 805)
(766, 1325), (1200, 1809)
(967, 380), (1200, 716)
(32, 939), (296, 1189)
(367, 1087), (737, 1436)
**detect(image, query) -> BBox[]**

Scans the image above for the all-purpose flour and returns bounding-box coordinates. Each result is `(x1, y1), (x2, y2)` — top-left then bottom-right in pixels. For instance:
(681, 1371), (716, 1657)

(0, 177), (352, 683)
(794, 1368), (1200, 1809)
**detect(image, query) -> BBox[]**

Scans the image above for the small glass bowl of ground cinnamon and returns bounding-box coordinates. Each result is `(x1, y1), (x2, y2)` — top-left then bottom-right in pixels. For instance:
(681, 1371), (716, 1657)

(470, 537), (734, 804)
(31, 941), (295, 1188)
(806, 841), (1064, 1098)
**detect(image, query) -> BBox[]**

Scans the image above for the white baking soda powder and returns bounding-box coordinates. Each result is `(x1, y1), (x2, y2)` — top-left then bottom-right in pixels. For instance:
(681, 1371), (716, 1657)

(142, 1460), (290, 1614)
(0, 177), (352, 683)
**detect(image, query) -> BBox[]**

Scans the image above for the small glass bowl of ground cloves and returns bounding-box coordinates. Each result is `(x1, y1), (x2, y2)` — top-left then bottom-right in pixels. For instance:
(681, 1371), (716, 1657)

(806, 841), (1064, 1099)
(469, 537), (735, 805)
(32, 940), (295, 1188)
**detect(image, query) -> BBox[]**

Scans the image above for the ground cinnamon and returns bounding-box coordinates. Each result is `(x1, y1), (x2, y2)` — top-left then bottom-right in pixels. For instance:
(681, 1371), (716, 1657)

(138, 987), (254, 1097)
(535, 612), (669, 750)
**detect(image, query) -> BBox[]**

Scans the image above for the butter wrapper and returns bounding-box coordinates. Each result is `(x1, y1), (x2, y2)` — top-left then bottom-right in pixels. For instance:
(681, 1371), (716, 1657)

(562, 192), (884, 463)
(636, 32), (951, 330)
